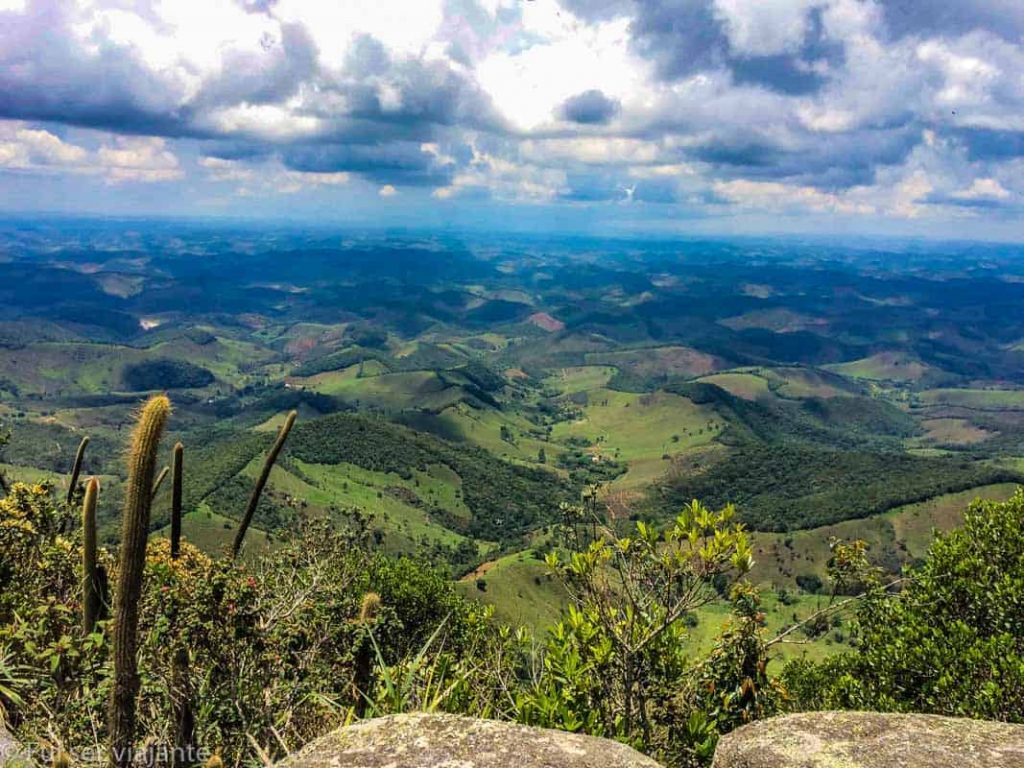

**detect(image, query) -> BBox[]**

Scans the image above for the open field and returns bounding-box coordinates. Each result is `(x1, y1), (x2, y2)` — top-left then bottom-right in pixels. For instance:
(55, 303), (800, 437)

(766, 367), (856, 399)
(153, 506), (274, 558)
(458, 548), (850, 668)
(919, 388), (1024, 410)
(550, 388), (722, 488)
(543, 366), (617, 395)
(827, 352), (932, 382)
(456, 551), (566, 629)
(695, 372), (773, 400)
(920, 417), (995, 445)
(0, 337), (275, 396)
(746, 482), (1020, 590)
(585, 346), (724, 380)
(285, 460), (475, 551)
(416, 403), (555, 466)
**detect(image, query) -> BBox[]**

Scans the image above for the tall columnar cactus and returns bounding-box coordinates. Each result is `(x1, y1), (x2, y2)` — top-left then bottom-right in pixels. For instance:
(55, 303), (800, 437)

(352, 592), (382, 718)
(170, 645), (195, 768)
(170, 442), (184, 560)
(67, 436), (90, 505)
(108, 395), (171, 768)
(232, 411), (297, 558)
(82, 477), (101, 635)
(151, 466), (170, 501)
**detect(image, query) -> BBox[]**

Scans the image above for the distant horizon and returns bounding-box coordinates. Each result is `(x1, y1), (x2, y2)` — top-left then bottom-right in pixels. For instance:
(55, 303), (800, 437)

(3, 210), (1024, 248)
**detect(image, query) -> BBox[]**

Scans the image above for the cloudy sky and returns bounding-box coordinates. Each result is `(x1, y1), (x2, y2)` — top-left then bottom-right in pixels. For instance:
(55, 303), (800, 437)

(2, 0), (1024, 238)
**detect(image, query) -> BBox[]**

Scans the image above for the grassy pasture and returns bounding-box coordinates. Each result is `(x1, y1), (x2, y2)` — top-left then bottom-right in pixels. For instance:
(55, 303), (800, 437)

(282, 460), (473, 550)
(585, 346), (723, 380)
(0, 337), (274, 397)
(551, 388), (721, 488)
(719, 308), (828, 334)
(425, 403), (554, 465)
(919, 388), (1024, 410)
(920, 417), (994, 445)
(827, 352), (931, 382)
(746, 482), (1019, 591)
(296, 367), (466, 411)
(153, 505), (273, 558)
(456, 551), (567, 630)
(766, 367), (855, 399)
(695, 372), (772, 401)
(543, 366), (617, 395)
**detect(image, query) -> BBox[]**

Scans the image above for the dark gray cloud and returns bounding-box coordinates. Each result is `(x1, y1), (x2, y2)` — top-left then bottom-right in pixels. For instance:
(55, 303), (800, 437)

(951, 129), (1024, 161)
(880, 0), (1024, 41)
(688, 126), (920, 188)
(629, 0), (725, 80)
(560, 90), (621, 124)
(281, 141), (457, 187)
(626, 0), (842, 97)
(190, 22), (319, 111)
(0, 1), (194, 135)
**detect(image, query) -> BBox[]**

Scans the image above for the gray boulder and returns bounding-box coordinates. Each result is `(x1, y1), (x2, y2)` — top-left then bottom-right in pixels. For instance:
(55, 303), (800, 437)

(712, 711), (1024, 768)
(1, 723), (28, 768)
(278, 713), (662, 768)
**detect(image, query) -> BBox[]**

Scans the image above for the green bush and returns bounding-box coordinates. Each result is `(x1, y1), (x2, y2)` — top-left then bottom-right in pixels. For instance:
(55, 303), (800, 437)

(783, 491), (1024, 721)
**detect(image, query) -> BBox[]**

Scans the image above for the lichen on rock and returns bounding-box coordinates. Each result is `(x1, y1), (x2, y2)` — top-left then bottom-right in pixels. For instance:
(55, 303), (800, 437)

(712, 711), (1024, 768)
(277, 713), (662, 768)
(1, 723), (29, 768)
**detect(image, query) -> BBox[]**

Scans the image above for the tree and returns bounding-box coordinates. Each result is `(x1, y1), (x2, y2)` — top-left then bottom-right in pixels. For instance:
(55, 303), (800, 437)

(519, 497), (765, 760)
(784, 491), (1024, 721)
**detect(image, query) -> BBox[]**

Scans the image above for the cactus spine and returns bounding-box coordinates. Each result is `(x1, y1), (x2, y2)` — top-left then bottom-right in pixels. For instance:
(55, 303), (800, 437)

(108, 395), (171, 768)
(67, 436), (90, 505)
(232, 411), (296, 558)
(151, 465), (170, 501)
(82, 477), (101, 635)
(170, 442), (184, 560)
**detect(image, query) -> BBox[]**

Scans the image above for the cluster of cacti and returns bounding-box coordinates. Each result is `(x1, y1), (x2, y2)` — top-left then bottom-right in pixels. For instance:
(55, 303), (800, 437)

(232, 410), (297, 558)
(67, 397), (304, 766)
(109, 394), (171, 768)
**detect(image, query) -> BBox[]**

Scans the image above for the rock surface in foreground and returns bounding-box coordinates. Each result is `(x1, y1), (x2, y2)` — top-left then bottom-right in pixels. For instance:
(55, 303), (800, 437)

(278, 712), (661, 768)
(713, 711), (1024, 768)
(1, 724), (28, 768)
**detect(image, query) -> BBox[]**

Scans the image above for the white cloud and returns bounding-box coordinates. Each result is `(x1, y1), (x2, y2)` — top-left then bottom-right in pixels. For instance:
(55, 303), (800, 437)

(97, 137), (182, 183)
(714, 178), (875, 215)
(200, 155), (349, 195)
(475, 16), (651, 131)
(713, 0), (817, 57)
(519, 138), (665, 166)
(274, 0), (444, 70)
(433, 141), (567, 201)
(0, 122), (180, 183)
(954, 178), (1011, 201)
(378, 184), (398, 197)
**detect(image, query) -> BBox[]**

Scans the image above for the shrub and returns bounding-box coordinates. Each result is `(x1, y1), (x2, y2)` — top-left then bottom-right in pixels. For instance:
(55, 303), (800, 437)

(783, 491), (1024, 721)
